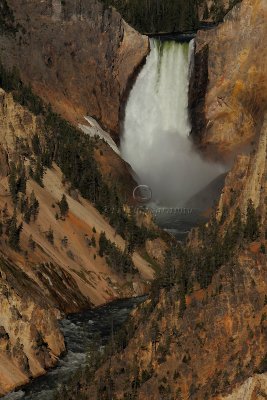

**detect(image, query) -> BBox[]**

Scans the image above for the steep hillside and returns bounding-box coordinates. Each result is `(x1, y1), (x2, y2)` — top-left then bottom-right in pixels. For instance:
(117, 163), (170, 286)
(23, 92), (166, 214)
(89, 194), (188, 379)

(52, 1), (267, 399)
(189, 0), (267, 160)
(0, 83), (161, 395)
(0, 0), (149, 136)
(59, 113), (267, 400)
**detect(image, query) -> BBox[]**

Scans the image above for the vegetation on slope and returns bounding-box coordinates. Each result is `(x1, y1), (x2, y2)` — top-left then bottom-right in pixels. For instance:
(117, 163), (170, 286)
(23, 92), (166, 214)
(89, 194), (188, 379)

(0, 0), (17, 35)
(52, 192), (265, 398)
(101, 0), (198, 33)
(0, 62), (157, 264)
(101, 0), (242, 34)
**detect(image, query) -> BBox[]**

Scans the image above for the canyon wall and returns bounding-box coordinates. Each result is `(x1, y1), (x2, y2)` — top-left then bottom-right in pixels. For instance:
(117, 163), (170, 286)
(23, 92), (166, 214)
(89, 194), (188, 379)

(190, 0), (267, 160)
(0, 257), (65, 396)
(100, 0), (241, 34)
(0, 0), (149, 136)
(60, 1), (267, 398)
(0, 86), (157, 396)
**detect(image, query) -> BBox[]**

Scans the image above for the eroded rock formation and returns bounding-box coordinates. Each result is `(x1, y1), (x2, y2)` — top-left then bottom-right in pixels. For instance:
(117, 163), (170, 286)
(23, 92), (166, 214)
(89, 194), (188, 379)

(190, 0), (267, 160)
(0, 86), (156, 396)
(0, 0), (149, 135)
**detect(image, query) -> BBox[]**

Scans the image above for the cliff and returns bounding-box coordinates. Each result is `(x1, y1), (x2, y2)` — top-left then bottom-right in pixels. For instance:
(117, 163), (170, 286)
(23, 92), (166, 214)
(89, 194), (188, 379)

(0, 0), (149, 136)
(0, 256), (65, 396)
(100, 0), (241, 34)
(67, 116), (267, 399)
(0, 84), (159, 395)
(56, 1), (267, 398)
(190, 0), (267, 160)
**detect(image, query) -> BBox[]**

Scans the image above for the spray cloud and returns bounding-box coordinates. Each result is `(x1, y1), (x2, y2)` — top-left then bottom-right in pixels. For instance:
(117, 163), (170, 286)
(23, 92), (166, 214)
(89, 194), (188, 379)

(121, 39), (224, 206)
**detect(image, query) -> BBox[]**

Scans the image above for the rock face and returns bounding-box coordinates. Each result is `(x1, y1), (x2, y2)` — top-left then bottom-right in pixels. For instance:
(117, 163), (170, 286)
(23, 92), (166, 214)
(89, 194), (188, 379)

(0, 86), (156, 396)
(0, 0), (149, 135)
(190, 0), (267, 160)
(65, 2), (267, 399)
(100, 0), (240, 34)
(0, 256), (65, 396)
(88, 250), (267, 400)
(217, 115), (267, 225)
(198, 0), (241, 22)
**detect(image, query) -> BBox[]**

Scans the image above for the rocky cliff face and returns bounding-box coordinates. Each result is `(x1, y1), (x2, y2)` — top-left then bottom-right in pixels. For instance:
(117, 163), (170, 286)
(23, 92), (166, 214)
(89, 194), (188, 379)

(0, 256), (65, 396)
(100, 0), (241, 34)
(85, 250), (267, 399)
(190, 0), (267, 160)
(58, 1), (267, 398)
(0, 0), (149, 136)
(0, 85), (158, 395)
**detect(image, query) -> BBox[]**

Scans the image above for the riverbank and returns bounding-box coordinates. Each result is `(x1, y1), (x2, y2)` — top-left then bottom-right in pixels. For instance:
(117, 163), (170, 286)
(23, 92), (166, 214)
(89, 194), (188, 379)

(2, 297), (146, 400)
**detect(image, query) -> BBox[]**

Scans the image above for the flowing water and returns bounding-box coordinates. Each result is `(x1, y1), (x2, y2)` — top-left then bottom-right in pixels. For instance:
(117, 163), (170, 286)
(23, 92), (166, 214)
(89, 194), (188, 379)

(2, 297), (145, 400)
(2, 39), (224, 399)
(121, 39), (224, 207)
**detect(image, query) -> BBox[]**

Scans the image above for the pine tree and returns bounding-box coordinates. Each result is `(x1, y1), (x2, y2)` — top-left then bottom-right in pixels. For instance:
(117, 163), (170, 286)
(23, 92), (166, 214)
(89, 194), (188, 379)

(99, 231), (108, 257)
(33, 158), (44, 187)
(244, 199), (259, 241)
(91, 236), (96, 247)
(58, 194), (69, 217)
(8, 161), (17, 203)
(46, 227), (54, 245)
(17, 160), (27, 194)
(61, 236), (68, 248)
(30, 191), (39, 221)
(28, 234), (36, 251)
(8, 209), (22, 250)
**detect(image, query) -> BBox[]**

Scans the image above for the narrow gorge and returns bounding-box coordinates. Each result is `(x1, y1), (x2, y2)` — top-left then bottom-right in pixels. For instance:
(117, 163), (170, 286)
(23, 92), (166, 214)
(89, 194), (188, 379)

(0, 0), (266, 399)
(121, 38), (224, 206)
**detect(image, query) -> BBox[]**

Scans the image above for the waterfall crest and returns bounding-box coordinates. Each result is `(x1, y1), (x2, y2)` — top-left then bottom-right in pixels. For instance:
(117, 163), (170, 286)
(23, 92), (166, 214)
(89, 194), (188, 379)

(121, 39), (223, 206)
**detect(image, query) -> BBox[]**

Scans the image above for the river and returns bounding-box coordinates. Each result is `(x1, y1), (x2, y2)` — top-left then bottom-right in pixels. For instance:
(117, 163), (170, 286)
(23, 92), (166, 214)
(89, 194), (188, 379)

(2, 296), (146, 400)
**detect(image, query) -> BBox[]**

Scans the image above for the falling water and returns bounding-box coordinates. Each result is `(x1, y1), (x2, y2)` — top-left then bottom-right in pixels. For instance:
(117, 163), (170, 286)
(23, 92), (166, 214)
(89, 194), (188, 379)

(121, 39), (224, 206)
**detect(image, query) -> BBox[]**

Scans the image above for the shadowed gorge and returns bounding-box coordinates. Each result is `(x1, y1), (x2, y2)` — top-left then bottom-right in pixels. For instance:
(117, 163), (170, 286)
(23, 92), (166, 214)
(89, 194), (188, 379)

(101, 0), (242, 33)
(0, 0), (266, 399)
(121, 39), (224, 206)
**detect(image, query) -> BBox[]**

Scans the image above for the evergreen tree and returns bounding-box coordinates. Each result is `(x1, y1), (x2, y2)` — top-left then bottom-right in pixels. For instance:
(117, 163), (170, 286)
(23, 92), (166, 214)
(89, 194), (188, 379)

(58, 194), (69, 217)
(244, 199), (259, 241)
(17, 160), (27, 194)
(31, 134), (41, 156)
(61, 236), (68, 248)
(33, 158), (44, 187)
(28, 234), (36, 251)
(30, 191), (39, 221)
(99, 231), (108, 257)
(8, 209), (22, 250)
(91, 236), (96, 248)
(8, 161), (17, 203)
(46, 227), (54, 244)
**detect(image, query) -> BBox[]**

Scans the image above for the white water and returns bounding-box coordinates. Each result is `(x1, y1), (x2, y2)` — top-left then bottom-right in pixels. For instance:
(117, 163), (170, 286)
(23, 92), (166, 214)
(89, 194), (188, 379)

(121, 39), (224, 206)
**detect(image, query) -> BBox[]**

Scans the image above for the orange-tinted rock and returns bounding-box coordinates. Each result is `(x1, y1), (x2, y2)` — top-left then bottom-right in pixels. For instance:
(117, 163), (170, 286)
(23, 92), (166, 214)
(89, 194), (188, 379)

(190, 0), (267, 160)
(1, 0), (149, 135)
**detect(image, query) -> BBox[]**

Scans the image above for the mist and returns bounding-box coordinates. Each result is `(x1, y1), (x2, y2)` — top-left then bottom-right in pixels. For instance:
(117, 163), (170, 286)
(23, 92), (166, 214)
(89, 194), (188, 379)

(121, 39), (225, 207)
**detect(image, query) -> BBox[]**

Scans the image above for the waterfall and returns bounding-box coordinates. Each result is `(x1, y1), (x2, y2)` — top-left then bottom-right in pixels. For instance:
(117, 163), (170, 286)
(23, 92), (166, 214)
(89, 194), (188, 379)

(121, 39), (224, 206)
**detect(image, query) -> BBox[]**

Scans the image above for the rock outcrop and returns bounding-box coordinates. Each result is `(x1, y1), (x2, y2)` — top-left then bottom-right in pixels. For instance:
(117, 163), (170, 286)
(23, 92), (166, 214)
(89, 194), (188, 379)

(86, 250), (267, 399)
(0, 86), (156, 396)
(100, 0), (241, 34)
(190, 0), (267, 160)
(0, 0), (149, 136)
(60, 2), (267, 398)
(0, 256), (65, 396)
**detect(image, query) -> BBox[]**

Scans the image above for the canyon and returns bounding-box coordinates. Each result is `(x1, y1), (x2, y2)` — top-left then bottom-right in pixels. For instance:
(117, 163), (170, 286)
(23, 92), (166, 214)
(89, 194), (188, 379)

(0, 0), (266, 398)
